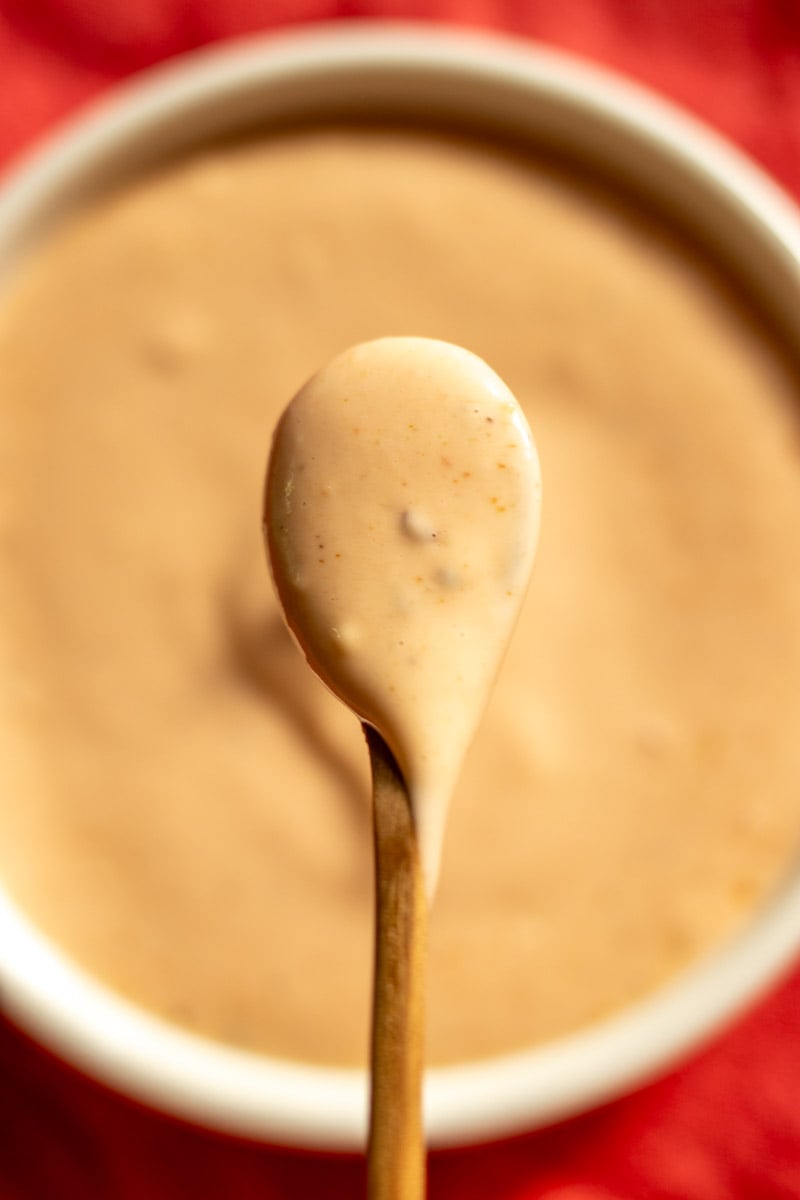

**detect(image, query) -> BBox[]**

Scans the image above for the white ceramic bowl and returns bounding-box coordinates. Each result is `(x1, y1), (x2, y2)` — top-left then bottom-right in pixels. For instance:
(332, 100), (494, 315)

(1, 23), (800, 1151)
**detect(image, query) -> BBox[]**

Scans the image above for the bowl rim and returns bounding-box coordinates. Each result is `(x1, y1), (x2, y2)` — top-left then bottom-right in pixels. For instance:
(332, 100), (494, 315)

(1, 20), (800, 1151)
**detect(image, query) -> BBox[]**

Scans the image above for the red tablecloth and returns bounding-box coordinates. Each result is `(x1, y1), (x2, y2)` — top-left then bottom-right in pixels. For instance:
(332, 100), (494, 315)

(1, 3), (799, 1197)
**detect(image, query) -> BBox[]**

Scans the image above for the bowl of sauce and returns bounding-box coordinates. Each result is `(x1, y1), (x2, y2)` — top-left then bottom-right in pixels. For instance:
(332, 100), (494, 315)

(0, 23), (799, 1149)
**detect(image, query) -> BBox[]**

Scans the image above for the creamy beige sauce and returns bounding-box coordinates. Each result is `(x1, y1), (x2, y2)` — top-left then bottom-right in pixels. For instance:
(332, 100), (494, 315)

(1, 127), (800, 1068)
(266, 337), (541, 890)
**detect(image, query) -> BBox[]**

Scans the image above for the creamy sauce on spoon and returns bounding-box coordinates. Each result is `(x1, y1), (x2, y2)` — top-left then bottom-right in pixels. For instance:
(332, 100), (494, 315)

(265, 337), (542, 890)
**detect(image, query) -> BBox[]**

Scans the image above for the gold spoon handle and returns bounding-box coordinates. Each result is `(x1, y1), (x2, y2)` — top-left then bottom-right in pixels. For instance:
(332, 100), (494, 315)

(365, 724), (427, 1200)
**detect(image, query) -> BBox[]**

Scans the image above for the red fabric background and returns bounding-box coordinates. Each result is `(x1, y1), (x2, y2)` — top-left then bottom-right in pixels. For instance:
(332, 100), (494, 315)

(1, 2), (799, 1197)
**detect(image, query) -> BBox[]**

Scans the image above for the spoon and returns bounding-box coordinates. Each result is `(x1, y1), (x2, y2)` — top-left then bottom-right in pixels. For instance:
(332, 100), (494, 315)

(365, 724), (426, 1200)
(264, 337), (541, 1199)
